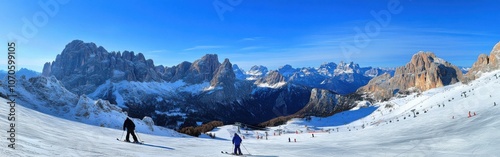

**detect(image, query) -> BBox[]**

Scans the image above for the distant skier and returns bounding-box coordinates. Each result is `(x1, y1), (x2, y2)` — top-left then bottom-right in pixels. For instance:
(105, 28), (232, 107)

(232, 133), (243, 155)
(123, 117), (139, 143)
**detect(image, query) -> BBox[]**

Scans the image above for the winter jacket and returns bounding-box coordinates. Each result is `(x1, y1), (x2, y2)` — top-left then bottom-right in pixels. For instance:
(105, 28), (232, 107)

(232, 133), (242, 145)
(123, 118), (135, 131)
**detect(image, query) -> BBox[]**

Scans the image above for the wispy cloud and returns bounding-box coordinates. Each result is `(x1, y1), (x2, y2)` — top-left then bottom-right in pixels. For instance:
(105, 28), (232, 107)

(184, 45), (225, 51)
(240, 37), (263, 41)
(148, 49), (167, 53)
(239, 46), (265, 51)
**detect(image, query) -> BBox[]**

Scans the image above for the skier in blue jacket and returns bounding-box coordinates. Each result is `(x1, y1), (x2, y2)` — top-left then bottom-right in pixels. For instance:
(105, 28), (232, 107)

(232, 133), (243, 155)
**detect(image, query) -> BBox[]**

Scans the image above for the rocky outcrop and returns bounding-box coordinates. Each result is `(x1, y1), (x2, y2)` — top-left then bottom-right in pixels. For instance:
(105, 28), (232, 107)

(357, 73), (393, 100)
(158, 54), (222, 84)
(277, 64), (297, 79)
(161, 61), (193, 82)
(466, 42), (500, 80)
(255, 70), (285, 85)
(209, 58), (237, 101)
(42, 40), (162, 94)
(232, 64), (246, 80)
(358, 52), (463, 100)
(393, 52), (462, 91)
(211, 58), (235, 87)
(42, 62), (51, 76)
(295, 88), (359, 117)
(246, 65), (268, 80)
(186, 54), (221, 83)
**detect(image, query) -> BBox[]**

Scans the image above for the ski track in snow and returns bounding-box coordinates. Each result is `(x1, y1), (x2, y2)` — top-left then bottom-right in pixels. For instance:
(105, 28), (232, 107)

(1, 71), (500, 156)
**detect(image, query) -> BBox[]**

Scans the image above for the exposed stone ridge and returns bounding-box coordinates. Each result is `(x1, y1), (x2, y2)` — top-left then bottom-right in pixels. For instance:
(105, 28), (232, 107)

(358, 51), (463, 100)
(466, 41), (500, 80)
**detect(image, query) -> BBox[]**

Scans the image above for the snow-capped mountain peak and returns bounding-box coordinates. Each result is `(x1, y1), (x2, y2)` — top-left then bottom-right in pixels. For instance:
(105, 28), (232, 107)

(245, 65), (269, 80)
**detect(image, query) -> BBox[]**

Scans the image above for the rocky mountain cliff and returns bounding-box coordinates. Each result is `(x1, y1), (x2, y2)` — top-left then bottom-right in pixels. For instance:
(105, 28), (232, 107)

(255, 70), (286, 86)
(357, 52), (463, 100)
(42, 40), (162, 94)
(466, 42), (500, 81)
(295, 88), (360, 117)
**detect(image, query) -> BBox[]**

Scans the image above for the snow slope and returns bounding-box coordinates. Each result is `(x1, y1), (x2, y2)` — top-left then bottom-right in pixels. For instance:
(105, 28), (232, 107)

(212, 70), (500, 156)
(2, 71), (500, 156)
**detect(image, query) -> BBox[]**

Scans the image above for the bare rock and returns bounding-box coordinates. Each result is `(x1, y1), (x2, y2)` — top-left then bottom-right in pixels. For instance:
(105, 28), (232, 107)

(466, 42), (500, 80)
(358, 52), (462, 100)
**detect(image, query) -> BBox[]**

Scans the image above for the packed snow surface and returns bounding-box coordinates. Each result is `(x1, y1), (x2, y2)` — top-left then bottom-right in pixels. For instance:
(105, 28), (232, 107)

(2, 70), (500, 156)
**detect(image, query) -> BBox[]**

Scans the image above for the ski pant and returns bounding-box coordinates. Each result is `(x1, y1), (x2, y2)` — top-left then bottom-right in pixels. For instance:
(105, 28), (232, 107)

(126, 129), (138, 142)
(234, 144), (242, 155)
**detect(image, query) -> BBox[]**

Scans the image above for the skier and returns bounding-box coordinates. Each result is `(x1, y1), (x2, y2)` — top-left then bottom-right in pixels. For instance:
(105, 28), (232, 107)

(123, 117), (139, 143)
(232, 133), (243, 155)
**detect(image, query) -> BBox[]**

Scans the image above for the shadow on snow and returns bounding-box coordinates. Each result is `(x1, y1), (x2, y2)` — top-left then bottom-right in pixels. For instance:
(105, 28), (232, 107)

(292, 106), (378, 128)
(139, 143), (175, 150)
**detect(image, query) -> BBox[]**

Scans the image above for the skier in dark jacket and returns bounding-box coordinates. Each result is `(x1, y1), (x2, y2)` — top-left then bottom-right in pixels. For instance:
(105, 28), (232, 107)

(123, 117), (139, 143)
(232, 133), (243, 155)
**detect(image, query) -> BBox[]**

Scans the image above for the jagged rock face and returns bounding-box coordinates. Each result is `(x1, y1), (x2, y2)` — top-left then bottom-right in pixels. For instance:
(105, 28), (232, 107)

(255, 70), (285, 85)
(186, 54), (221, 83)
(303, 89), (338, 116)
(466, 42), (500, 80)
(232, 64), (246, 80)
(246, 65), (268, 80)
(208, 59), (238, 101)
(357, 73), (393, 100)
(358, 52), (462, 100)
(211, 58), (235, 87)
(335, 61), (361, 75)
(317, 62), (337, 76)
(363, 67), (394, 77)
(393, 52), (462, 91)
(42, 40), (162, 94)
(278, 64), (297, 79)
(42, 62), (51, 76)
(295, 88), (359, 117)
(162, 61), (193, 81)
(160, 54), (221, 84)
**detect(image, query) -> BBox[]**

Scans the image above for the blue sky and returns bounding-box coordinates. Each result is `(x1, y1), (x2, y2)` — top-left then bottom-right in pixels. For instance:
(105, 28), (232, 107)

(1, 0), (499, 72)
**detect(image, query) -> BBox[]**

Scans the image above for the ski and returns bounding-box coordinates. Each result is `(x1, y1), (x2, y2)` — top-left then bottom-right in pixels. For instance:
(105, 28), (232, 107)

(220, 151), (250, 156)
(116, 138), (144, 144)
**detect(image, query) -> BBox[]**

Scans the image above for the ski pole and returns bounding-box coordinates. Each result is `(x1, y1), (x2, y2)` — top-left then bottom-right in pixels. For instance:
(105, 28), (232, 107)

(242, 143), (251, 155)
(135, 130), (143, 142)
(120, 130), (125, 141)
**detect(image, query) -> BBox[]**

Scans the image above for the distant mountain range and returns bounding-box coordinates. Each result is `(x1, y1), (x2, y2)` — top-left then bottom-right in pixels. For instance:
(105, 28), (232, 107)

(0, 68), (40, 80)
(37, 40), (385, 126)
